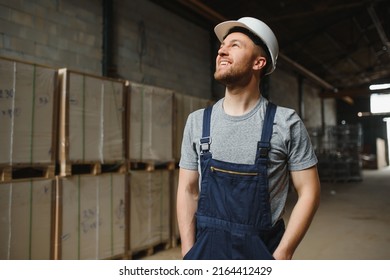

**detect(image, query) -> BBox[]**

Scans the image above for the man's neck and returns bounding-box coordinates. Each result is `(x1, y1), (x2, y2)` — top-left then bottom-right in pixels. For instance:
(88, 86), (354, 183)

(223, 87), (261, 116)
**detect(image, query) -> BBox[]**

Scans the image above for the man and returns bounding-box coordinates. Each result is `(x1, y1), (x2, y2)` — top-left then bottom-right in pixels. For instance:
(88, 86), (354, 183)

(177, 17), (320, 260)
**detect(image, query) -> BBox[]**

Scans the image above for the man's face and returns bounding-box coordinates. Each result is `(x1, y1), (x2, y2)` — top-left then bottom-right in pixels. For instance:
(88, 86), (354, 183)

(214, 32), (263, 86)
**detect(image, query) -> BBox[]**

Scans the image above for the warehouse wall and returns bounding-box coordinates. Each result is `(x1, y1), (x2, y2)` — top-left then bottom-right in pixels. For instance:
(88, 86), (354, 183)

(304, 83), (337, 128)
(0, 0), (212, 99)
(270, 69), (336, 128)
(113, 0), (212, 98)
(0, 0), (102, 74)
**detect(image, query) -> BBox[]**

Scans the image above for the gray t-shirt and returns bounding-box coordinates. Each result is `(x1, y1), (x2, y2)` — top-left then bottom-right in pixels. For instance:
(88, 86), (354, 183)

(179, 97), (318, 225)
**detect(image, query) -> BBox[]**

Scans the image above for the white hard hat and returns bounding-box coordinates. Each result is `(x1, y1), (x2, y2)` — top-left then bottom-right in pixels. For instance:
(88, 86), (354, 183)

(214, 17), (279, 74)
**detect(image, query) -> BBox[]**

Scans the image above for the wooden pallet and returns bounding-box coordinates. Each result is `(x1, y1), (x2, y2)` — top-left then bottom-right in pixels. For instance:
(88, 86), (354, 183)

(130, 240), (172, 260)
(129, 161), (176, 172)
(0, 164), (56, 182)
(59, 161), (127, 177)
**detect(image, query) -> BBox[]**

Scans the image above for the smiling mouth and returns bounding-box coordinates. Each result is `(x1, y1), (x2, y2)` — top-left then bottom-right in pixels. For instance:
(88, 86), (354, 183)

(218, 60), (230, 67)
(220, 61), (228, 65)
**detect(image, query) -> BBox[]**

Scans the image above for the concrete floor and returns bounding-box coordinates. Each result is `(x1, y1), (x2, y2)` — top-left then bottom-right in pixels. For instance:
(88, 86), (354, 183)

(141, 167), (390, 260)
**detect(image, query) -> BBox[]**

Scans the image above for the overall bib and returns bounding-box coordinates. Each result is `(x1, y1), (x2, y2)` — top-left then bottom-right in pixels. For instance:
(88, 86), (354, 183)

(184, 102), (285, 260)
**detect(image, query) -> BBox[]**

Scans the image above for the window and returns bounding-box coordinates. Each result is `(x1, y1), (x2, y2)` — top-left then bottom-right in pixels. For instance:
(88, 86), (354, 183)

(370, 93), (390, 114)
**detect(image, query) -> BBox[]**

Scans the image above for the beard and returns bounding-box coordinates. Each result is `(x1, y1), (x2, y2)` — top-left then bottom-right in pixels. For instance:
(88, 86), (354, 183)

(214, 64), (252, 87)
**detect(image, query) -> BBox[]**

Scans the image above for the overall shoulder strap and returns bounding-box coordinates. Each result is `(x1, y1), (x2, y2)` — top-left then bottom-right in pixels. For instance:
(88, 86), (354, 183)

(258, 102), (277, 158)
(200, 105), (213, 154)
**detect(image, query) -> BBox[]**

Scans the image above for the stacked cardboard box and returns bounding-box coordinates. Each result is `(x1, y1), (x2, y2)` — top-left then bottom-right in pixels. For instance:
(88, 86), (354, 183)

(130, 170), (170, 252)
(129, 83), (174, 163)
(58, 173), (126, 260)
(0, 56), (213, 260)
(58, 69), (126, 176)
(0, 57), (58, 168)
(0, 179), (54, 259)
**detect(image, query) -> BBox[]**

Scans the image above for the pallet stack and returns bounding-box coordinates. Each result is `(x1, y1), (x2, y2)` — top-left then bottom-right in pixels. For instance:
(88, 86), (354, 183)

(0, 57), (58, 181)
(0, 56), (212, 260)
(58, 69), (127, 176)
(55, 69), (128, 260)
(0, 58), (58, 260)
(127, 82), (174, 257)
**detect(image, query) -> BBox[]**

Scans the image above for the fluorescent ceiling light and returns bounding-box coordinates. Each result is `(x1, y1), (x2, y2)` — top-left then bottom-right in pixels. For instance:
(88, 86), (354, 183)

(369, 83), (390, 90)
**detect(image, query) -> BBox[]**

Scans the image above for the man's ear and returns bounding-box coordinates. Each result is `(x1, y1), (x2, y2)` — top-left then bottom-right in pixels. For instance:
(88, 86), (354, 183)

(253, 56), (267, 70)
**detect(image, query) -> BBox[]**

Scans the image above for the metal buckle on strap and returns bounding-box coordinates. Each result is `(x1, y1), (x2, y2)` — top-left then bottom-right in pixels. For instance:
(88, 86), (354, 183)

(258, 141), (270, 158)
(200, 137), (212, 154)
(259, 147), (269, 158)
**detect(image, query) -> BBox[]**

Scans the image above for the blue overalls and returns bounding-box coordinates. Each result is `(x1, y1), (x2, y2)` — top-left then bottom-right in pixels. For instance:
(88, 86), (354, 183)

(184, 102), (285, 260)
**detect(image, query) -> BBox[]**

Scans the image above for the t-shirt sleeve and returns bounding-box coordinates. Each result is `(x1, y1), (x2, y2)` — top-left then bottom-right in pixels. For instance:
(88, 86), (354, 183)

(179, 112), (199, 171)
(286, 112), (318, 171)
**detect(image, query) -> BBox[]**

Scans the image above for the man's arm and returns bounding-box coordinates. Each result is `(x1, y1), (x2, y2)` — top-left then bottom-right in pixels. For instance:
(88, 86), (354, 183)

(273, 165), (321, 260)
(177, 168), (199, 257)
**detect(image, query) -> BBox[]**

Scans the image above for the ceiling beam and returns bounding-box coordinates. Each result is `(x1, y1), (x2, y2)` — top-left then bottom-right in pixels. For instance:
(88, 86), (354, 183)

(279, 53), (335, 90)
(367, 4), (390, 55)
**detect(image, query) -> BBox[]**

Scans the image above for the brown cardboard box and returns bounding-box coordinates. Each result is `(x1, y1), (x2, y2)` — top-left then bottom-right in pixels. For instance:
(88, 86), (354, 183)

(58, 69), (125, 173)
(129, 83), (173, 163)
(0, 57), (58, 165)
(130, 170), (170, 252)
(59, 173), (126, 259)
(0, 179), (54, 259)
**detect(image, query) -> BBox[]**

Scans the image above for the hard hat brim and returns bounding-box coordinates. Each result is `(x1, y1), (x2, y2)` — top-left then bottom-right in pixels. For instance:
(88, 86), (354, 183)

(214, 20), (252, 43)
